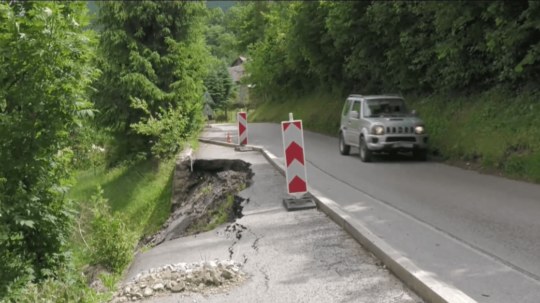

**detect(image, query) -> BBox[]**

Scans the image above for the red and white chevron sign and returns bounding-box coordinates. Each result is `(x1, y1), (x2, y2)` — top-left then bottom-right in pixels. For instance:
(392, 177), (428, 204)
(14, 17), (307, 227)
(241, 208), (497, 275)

(237, 112), (248, 145)
(282, 118), (308, 194)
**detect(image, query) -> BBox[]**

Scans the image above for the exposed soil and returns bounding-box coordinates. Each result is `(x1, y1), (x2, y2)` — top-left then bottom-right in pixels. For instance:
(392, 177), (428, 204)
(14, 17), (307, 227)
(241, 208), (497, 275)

(136, 159), (254, 251)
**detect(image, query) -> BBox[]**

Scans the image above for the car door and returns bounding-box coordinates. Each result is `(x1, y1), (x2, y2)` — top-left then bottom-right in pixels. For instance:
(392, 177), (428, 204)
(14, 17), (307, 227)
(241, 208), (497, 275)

(347, 100), (362, 146)
(341, 99), (353, 143)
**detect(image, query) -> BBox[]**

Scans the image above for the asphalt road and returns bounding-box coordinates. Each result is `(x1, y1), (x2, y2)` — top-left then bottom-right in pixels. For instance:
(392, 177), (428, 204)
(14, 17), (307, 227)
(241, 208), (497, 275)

(246, 123), (540, 279)
(201, 122), (540, 286)
(131, 143), (422, 303)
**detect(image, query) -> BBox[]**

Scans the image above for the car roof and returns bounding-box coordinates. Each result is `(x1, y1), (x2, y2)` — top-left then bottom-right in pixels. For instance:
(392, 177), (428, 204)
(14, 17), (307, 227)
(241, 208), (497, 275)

(348, 94), (402, 100)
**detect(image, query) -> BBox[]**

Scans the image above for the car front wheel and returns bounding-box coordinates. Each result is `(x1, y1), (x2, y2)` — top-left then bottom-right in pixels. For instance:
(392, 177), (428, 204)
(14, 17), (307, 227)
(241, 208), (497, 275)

(359, 136), (373, 162)
(339, 132), (351, 155)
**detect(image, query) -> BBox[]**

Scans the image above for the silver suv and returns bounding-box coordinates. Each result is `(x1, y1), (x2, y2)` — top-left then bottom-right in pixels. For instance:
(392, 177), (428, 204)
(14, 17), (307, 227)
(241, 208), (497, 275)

(339, 94), (429, 162)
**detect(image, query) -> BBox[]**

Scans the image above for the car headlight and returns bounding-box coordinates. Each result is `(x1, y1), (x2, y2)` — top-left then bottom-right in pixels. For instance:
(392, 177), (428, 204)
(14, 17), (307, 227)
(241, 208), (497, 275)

(414, 126), (425, 134)
(372, 125), (385, 135)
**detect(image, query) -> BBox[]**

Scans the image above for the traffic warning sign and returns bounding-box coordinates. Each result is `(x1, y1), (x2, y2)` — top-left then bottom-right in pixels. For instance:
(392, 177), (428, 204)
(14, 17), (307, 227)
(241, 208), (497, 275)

(282, 115), (308, 194)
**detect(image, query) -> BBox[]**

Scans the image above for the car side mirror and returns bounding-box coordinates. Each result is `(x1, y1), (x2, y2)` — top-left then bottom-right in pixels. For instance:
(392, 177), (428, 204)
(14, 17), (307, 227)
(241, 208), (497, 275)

(411, 110), (418, 117)
(349, 111), (359, 119)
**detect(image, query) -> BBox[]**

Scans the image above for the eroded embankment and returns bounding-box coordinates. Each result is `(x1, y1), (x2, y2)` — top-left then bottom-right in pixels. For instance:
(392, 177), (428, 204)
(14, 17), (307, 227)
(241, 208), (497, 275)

(139, 157), (254, 249)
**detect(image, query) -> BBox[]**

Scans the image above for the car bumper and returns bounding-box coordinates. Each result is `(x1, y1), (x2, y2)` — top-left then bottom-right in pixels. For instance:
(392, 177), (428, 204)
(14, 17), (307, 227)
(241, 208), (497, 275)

(366, 134), (429, 151)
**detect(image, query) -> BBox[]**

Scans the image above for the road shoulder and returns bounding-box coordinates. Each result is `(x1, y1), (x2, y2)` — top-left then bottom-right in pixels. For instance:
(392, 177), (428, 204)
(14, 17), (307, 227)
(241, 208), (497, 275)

(125, 142), (422, 303)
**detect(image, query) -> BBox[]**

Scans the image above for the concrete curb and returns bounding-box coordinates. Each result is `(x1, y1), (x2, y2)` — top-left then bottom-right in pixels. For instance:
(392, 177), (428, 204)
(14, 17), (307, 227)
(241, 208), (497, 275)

(198, 138), (477, 303)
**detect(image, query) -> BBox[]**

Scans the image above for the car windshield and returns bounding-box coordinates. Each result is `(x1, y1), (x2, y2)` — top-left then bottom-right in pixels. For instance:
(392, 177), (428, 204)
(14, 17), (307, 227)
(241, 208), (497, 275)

(364, 99), (410, 117)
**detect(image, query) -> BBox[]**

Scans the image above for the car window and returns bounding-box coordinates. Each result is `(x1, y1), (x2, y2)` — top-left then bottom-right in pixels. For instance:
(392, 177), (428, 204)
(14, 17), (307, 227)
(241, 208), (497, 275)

(351, 101), (361, 117)
(342, 99), (352, 116)
(364, 98), (409, 117)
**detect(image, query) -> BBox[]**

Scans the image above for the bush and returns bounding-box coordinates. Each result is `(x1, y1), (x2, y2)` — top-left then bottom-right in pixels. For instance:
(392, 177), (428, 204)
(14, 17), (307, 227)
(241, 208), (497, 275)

(88, 186), (136, 274)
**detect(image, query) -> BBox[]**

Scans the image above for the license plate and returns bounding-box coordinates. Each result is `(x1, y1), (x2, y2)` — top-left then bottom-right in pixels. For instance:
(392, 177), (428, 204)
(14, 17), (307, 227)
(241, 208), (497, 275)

(396, 143), (413, 148)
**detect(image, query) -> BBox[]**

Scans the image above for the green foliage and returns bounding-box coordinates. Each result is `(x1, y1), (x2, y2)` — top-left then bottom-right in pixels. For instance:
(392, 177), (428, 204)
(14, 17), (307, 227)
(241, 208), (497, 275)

(0, 1), (98, 297)
(237, 1), (540, 98)
(204, 7), (237, 63)
(92, 2), (209, 163)
(69, 157), (175, 239)
(68, 121), (110, 171)
(408, 87), (540, 181)
(204, 62), (234, 111)
(88, 186), (136, 273)
(201, 184), (212, 195)
(6, 266), (113, 303)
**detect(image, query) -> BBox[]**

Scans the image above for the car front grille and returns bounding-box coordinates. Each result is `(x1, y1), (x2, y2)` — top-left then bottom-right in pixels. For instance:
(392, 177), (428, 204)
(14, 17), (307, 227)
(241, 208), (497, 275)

(386, 126), (414, 134)
(386, 137), (417, 143)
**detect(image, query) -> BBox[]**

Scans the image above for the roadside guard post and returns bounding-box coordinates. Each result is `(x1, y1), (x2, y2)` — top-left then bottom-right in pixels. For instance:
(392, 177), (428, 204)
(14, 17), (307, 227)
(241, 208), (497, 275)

(237, 112), (248, 145)
(281, 113), (316, 211)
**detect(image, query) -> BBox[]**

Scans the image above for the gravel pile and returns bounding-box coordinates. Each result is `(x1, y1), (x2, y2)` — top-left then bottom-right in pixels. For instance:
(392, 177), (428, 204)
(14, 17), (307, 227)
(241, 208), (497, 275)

(109, 260), (247, 302)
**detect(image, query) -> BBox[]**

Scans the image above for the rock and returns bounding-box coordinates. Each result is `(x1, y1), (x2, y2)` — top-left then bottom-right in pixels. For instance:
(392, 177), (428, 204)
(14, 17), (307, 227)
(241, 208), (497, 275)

(221, 269), (234, 280)
(139, 284), (146, 289)
(162, 270), (172, 280)
(83, 264), (110, 284)
(143, 288), (153, 297)
(89, 279), (108, 293)
(209, 271), (221, 285)
(203, 272), (214, 285)
(231, 267), (239, 273)
(131, 293), (143, 300)
(171, 281), (185, 292)
(123, 287), (131, 296)
(110, 297), (128, 303)
(204, 261), (217, 269)
(153, 283), (164, 291)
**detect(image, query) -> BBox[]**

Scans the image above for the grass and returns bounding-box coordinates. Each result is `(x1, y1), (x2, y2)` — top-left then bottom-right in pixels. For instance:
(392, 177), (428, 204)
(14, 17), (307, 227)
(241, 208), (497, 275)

(249, 90), (344, 136)
(69, 158), (175, 238)
(250, 87), (540, 183)
(205, 195), (234, 231)
(201, 183), (212, 195)
(32, 156), (178, 302)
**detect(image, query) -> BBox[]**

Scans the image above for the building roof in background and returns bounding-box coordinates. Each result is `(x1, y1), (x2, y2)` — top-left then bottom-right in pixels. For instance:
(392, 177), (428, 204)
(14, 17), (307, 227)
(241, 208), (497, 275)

(228, 65), (245, 83)
(231, 56), (247, 67)
(203, 91), (215, 104)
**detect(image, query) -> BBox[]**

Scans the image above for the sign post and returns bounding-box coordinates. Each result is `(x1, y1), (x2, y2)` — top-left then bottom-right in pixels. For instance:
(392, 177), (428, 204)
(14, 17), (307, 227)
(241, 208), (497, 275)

(202, 103), (214, 128)
(281, 113), (316, 211)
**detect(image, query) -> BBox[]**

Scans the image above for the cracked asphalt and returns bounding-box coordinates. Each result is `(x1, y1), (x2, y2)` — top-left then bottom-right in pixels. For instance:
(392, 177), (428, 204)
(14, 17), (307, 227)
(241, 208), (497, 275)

(129, 143), (423, 303)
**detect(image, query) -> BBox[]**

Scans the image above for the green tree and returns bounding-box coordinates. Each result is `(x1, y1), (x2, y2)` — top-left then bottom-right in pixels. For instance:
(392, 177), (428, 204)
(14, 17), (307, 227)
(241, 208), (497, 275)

(92, 1), (209, 164)
(204, 62), (234, 113)
(238, 1), (540, 99)
(204, 7), (237, 63)
(0, 1), (97, 296)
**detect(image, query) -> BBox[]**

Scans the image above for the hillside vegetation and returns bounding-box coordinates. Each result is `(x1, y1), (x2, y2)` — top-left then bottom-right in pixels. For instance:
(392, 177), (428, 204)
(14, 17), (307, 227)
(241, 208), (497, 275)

(230, 2), (540, 182)
(0, 2), (212, 301)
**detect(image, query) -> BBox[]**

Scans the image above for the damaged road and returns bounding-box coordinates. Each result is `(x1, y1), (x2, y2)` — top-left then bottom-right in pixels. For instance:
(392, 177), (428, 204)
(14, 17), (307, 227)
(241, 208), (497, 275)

(123, 143), (424, 303)
(140, 156), (254, 248)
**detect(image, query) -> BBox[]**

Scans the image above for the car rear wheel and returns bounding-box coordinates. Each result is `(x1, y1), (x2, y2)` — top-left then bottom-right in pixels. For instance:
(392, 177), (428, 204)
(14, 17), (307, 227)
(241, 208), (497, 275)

(359, 137), (373, 162)
(413, 150), (428, 161)
(339, 132), (351, 155)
